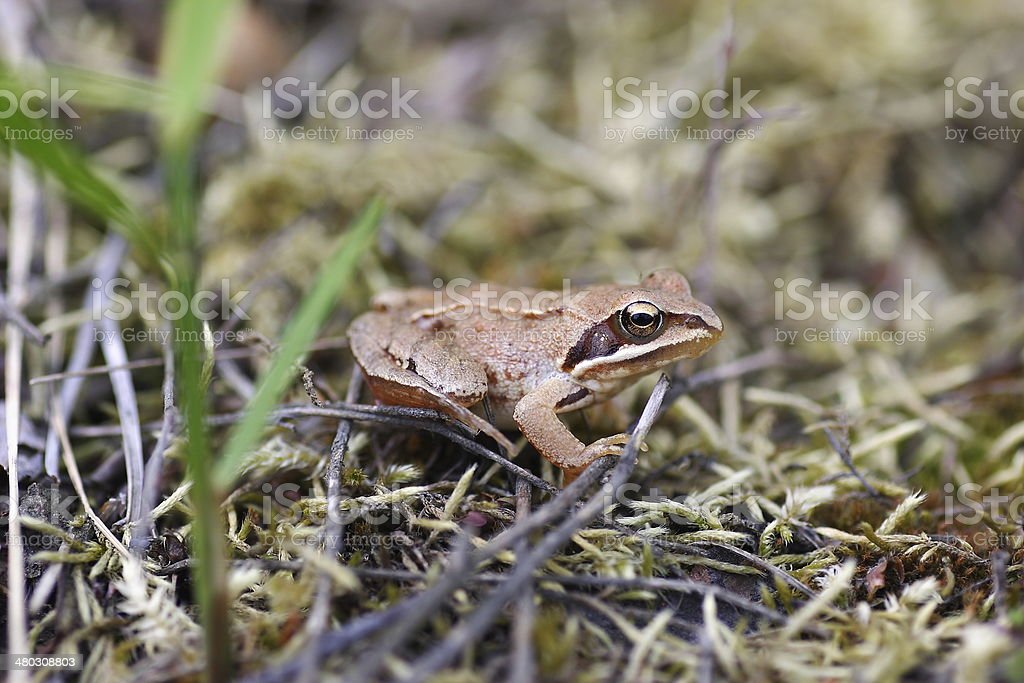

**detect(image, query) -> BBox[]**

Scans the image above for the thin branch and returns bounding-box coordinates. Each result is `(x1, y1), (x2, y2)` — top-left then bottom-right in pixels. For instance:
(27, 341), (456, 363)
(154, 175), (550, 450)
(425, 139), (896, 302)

(50, 400), (132, 559)
(510, 477), (535, 683)
(350, 567), (790, 628)
(298, 371), (361, 683)
(42, 234), (127, 476)
(70, 402), (559, 494)
(0, 287), (46, 345)
(348, 450), (621, 683)
(98, 313), (146, 525)
(42, 186), (70, 373)
(617, 531), (816, 601)
(27, 541), (69, 615)
(696, 541), (815, 599)
(396, 376), (671, 683)
(3, 139), (37, 683)
(236, 586), (429, 683)
(29, 336), (351, 386)
(158, 560), (796, 631)
(131, 339), (177, 553)
(242, 387), (637, 683)
(643, 348), (792, 429)
(2, 3), (43, 666)
(307, 534), (477, 683)
(823, 425), (880, 497)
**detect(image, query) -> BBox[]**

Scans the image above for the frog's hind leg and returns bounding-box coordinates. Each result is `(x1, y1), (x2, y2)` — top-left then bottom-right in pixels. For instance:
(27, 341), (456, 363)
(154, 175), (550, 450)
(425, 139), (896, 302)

(349, 314), (516, 455)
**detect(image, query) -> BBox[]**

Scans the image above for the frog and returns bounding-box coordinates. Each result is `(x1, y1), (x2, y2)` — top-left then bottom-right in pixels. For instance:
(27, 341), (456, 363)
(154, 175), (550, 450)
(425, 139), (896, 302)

(347, 270), (722, 484)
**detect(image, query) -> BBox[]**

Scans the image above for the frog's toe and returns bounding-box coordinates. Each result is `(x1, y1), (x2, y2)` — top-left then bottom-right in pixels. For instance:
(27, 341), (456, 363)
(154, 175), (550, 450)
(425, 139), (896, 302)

(562, 433), (650, 484)
(592, 432), (648, 452)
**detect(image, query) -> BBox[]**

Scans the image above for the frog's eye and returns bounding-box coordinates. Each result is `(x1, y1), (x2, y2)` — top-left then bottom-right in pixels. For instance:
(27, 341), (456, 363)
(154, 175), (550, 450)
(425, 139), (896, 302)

(619, 301), (664, 339)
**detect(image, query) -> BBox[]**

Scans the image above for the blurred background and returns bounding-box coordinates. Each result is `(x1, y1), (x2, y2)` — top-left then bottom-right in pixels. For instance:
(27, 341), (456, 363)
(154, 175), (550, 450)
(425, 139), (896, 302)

(16, 0), (1020, 358)
(3, 0), (1024, 680)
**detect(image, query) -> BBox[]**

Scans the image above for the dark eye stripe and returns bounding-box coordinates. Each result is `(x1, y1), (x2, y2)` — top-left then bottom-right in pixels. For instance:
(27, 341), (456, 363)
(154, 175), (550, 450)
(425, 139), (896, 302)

(561, 320), (624, 370)
(562, 311), (709, 370)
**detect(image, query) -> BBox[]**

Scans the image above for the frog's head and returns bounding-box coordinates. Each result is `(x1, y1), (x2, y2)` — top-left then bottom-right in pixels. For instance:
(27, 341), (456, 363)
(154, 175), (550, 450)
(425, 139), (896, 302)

(561, 270), (723, 383)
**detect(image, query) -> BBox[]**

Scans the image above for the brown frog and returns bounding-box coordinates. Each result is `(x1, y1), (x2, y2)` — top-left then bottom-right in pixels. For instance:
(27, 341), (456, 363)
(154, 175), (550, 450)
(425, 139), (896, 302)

(348, 270), (722, 483)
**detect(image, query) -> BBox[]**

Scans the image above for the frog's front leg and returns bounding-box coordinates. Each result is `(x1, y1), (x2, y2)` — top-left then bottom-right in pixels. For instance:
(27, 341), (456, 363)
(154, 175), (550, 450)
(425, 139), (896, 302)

(513, 376), (629, 484)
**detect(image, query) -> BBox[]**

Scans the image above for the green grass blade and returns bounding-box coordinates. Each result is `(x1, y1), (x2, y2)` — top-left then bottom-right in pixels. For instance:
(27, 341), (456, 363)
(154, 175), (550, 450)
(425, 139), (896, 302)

(213, 197), (385, 489)
(157, 4), (242, 680)
(46, 64), (164, 112)
(0, 63), (164, 113)
(0, 67), (156, 259)
(158, 0), (242, 150)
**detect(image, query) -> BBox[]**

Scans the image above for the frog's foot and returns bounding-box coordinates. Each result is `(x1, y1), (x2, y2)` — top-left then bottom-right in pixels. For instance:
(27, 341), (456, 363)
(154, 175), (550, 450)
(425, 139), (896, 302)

(561, 433), (647, 485)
